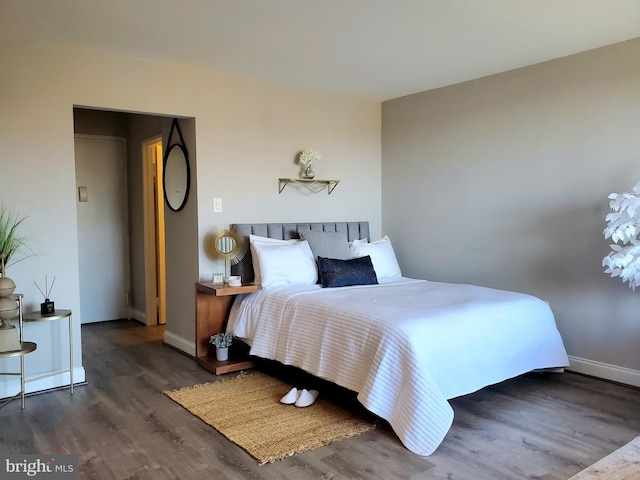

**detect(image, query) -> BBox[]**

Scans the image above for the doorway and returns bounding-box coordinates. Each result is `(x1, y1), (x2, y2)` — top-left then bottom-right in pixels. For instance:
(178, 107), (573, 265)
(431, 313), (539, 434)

(143, 137), (166, 325)
(73, 108), (166, 327)
(73, 108), (197, 342)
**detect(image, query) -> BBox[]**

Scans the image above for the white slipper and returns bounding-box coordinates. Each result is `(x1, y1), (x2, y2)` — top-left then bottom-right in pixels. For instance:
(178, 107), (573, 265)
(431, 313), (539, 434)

(294, 389), (319, 408)
(280, 387), (300, 404)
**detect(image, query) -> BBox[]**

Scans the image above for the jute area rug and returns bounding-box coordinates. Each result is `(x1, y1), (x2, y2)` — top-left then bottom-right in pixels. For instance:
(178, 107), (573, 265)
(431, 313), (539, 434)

(568, 436), (640, 479)
(164, 372), (376, 464)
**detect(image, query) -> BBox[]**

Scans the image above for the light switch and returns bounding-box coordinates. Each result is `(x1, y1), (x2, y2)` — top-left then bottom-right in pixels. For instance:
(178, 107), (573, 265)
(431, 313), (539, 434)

(78, 186), (88, 202)
(213, 197), (222, 213)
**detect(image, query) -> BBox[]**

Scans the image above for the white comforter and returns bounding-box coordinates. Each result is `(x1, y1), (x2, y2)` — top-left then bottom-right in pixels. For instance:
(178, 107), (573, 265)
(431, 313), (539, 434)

(227, 278), (569, 456)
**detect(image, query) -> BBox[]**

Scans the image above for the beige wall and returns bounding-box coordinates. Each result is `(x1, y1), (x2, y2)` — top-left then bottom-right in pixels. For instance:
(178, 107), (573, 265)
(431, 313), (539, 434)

(11, 28), (635, 393)
(382, 38), (640, 385)
(0, 35), (381, 395)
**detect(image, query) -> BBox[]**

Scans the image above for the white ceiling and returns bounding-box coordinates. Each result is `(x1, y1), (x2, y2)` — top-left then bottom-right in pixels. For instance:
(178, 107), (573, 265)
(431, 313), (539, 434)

(3, 0), (640, 101)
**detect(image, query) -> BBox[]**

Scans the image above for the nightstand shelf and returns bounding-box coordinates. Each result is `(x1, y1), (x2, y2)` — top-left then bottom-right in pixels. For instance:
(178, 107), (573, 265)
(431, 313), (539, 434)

(195, 282), (259, 375)
(197, 355), (256, 376)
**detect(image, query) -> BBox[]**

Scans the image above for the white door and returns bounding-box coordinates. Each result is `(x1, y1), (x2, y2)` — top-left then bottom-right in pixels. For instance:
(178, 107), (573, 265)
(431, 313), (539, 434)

(75, 135), (129, 324)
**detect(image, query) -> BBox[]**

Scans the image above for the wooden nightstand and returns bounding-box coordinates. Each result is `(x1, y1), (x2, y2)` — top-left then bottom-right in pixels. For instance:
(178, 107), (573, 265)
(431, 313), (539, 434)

(195, 282), (258, 375)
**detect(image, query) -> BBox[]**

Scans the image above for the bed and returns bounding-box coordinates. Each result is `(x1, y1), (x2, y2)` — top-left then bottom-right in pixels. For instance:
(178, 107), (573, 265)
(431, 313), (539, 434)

(227, 222), (569, 456)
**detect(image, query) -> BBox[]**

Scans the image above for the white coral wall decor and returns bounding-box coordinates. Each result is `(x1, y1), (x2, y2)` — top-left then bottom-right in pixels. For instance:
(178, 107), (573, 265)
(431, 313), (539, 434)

(603, 181), (640, 289)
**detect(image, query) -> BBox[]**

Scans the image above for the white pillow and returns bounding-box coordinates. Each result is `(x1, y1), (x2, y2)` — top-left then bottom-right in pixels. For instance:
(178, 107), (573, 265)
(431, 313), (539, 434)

(249, 235), (298, 286)
(250, 236), (317, 289)
(350, 235), (402, 279)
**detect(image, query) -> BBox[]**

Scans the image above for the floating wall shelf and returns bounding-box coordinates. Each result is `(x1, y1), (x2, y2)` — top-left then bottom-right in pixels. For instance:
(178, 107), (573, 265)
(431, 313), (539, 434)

(278, 178), (340, 195)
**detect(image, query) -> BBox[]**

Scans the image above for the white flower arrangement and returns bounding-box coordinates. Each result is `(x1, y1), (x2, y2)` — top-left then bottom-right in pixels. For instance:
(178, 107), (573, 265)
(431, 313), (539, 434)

(602, 181), (640, 289)
(297, 149), (321, 167)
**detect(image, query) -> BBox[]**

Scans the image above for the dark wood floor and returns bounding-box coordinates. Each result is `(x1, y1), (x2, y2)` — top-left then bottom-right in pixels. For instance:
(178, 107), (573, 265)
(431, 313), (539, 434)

(1, 319), (638, 479)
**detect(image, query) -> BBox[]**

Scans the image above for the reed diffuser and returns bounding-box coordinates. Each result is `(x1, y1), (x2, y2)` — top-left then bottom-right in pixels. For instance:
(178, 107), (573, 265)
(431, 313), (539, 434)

(35, 275), (56, 315)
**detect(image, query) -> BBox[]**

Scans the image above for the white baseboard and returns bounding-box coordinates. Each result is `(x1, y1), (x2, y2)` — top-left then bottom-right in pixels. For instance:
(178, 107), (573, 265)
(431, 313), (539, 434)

(128, 307), (146, 325)
(568, 355), (640, 388)
(163, 330), (195, 357)
(0, 366), (86, 400)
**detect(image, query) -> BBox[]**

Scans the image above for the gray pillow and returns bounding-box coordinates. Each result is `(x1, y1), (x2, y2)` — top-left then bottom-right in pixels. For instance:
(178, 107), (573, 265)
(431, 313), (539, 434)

(297, 228), (353, 260)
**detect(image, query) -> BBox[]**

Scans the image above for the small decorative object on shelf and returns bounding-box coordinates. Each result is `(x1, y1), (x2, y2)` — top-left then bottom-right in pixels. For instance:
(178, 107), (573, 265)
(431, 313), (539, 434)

(34, 275), (56, 314)
(603, 180), (640, 289)
(212, 272), (224, 284)
(302, 164), (314, 179)
(210, 332), (233, 361)
(297, 149), (321, 179)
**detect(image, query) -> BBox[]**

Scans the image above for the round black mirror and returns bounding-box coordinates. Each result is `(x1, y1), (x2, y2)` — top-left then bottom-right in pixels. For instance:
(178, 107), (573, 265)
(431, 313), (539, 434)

(163, 143), (190, 211)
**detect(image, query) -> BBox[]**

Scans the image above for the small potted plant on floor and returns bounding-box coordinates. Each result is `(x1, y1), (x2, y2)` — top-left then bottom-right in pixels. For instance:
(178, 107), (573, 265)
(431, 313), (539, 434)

(209, 332), (233, 361)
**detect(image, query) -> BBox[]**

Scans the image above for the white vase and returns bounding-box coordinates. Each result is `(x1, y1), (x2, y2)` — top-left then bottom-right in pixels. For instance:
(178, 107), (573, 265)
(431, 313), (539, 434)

(216, 346), (229, 361)
(0, 268), (20, 350)
(0, 270), (18, 324)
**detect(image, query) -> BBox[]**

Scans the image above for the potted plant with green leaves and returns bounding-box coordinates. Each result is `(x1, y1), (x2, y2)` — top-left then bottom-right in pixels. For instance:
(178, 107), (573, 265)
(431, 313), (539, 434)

(0, 206), (32, 350)
(209, 332), (233, 361)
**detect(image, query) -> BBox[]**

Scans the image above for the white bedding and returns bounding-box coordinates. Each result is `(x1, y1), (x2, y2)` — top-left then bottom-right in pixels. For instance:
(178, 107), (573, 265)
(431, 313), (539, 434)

(227, 277), (569, 456)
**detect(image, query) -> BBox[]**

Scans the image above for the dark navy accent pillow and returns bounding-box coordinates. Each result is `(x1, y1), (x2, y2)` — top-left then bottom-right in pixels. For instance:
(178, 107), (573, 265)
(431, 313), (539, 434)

(317, 255), (378, 288)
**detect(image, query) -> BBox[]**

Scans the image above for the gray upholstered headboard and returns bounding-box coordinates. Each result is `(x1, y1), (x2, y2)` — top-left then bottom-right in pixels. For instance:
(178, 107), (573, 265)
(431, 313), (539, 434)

(230, 221), (370, 283)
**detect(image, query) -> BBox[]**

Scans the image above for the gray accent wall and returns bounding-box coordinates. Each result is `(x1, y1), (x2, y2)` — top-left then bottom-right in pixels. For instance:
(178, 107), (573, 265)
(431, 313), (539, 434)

(382, 38), (640, 384)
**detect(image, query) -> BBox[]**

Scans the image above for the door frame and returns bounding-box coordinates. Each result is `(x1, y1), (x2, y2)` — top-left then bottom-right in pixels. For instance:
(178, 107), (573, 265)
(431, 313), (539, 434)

(142, 136), (166, 326)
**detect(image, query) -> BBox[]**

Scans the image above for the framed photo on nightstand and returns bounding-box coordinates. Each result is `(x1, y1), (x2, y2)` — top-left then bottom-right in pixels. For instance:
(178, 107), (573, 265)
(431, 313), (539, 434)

(212, 273), (224, 284)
